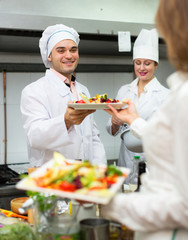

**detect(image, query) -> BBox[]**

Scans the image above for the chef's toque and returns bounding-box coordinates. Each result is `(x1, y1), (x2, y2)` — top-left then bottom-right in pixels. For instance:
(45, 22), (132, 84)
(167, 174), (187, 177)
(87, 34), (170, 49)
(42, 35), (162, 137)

(39, 24), (80, 68)
(133, 28), (159, 63)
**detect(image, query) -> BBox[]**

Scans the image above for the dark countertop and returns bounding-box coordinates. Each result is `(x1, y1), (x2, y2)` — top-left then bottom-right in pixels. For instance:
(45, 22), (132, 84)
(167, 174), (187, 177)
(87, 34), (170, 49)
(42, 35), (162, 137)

(0, 184), (25, 196)
(0, 184), (27, 210)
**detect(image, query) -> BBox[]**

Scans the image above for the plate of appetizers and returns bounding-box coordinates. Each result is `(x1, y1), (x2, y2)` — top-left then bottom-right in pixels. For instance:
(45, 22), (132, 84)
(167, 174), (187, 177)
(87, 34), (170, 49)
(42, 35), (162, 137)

(16, 152), (130, 205)
(68, 102), (126, 110)
(68, 93), (127, 110)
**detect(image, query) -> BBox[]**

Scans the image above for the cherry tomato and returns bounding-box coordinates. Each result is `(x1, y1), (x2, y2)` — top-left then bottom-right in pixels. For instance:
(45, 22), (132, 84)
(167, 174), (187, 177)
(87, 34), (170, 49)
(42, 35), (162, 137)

(79, 100), (86, 103)
(58, 181), (76, 192)
(102, 176), (118, 187)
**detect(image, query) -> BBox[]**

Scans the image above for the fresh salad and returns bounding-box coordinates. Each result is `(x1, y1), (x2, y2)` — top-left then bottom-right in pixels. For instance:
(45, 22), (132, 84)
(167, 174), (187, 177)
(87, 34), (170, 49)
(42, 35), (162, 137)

(23, 152), (127, 197)
(75, 93), (120, 104)
(0, 223), (36, 240)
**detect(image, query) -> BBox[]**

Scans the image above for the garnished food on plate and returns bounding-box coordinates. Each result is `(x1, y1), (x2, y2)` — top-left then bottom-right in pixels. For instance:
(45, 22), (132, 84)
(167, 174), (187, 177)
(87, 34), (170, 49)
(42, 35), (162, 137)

(18, 152), (129, 201)
(76, 93), (120, 104)
(68, 93), (129, 110)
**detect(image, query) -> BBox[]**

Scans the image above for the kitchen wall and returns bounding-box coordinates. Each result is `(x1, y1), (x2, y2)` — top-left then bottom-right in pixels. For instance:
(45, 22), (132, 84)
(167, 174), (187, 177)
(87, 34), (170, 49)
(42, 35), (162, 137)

(0, 53), (174, 165)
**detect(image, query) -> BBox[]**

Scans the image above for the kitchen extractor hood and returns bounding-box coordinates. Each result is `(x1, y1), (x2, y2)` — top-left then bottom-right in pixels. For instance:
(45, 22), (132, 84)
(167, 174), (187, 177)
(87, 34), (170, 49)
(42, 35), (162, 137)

(0, 0), (167, 58)
(0, 0), (159, 35)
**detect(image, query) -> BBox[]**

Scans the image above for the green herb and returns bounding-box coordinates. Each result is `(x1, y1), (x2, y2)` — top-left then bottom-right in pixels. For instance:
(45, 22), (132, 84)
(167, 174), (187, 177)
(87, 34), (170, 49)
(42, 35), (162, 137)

(19, 174), (28, 179)
(107, 165), (123, 176)
(58, 169), (75, 183)
(101, 93), (108, 100)
(26, 191), (57, 213)
(80, 168), (95, 187)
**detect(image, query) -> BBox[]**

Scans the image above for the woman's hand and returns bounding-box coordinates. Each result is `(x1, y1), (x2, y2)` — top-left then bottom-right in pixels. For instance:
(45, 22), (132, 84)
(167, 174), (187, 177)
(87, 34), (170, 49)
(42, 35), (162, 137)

(110, 116), (124, 135)
(111, 116), (124, 126)
(105, 99), (140, 125)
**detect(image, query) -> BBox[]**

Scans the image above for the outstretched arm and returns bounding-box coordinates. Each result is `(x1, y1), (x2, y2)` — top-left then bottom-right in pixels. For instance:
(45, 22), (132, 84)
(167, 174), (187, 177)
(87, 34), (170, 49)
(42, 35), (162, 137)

(105, 99), (140, 125)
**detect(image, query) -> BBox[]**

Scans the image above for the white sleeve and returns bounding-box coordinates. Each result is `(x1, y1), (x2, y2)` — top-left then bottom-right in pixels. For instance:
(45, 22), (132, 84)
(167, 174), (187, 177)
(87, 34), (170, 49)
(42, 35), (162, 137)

(130, 118), (148, 139)
(102, 189), (186, 232)
(173, 87), (188, 210)
(102, 85), (188, 232)
(20, 87), (73, 150)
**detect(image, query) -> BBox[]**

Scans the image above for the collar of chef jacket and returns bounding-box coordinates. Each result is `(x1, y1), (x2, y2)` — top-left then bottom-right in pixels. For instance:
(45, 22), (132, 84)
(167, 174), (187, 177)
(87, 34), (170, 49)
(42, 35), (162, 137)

(128, 77), (162, 96)
(49, 68), (79, 100)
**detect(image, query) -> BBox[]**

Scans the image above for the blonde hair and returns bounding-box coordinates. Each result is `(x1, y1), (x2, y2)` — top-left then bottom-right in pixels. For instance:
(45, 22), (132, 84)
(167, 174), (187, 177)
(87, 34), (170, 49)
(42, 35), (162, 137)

(155, 0), (188, 72)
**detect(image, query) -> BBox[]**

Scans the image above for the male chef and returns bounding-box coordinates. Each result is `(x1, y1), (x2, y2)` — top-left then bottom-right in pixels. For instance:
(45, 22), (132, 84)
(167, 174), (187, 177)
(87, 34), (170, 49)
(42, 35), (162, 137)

(20, 24), (106, 167)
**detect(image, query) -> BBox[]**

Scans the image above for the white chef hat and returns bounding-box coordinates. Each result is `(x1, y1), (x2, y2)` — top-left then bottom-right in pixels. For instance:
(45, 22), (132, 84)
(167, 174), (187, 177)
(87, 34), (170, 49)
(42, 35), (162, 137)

(133, 28), (159, 63)
(39, 24), (80, 68)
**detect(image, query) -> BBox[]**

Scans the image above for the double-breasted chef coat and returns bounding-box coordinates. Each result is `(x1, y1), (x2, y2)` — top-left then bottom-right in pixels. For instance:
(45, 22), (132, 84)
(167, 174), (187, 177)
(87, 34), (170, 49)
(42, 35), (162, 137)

(106, 77), (169, 177)
(21, 69), (106, 167)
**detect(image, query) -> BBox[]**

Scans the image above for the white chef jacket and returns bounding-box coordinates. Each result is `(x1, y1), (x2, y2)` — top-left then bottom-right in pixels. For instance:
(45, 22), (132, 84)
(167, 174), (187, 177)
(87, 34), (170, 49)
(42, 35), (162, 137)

(102, 71), (188, 239)
(106, 77), (169, 178)
(20, 69), (106, 166)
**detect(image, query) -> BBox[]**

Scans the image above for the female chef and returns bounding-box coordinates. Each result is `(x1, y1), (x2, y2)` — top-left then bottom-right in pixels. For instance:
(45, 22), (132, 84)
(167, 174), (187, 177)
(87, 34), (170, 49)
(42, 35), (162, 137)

(106, 28), (169, 180)
(103, 0), (188, 239)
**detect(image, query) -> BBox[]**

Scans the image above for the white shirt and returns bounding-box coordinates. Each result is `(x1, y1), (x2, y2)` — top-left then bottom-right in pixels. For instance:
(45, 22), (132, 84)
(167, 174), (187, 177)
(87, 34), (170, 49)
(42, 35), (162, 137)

(106, 77), (169, 174)
(102, 71), (188, 239)
(20, 69), (106, 166)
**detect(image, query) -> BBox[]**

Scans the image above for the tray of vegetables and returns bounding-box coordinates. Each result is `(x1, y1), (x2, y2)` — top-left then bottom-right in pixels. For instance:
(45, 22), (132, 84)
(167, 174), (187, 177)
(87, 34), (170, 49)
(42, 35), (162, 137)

(16, 152), (130, 205)
(68, 93), (127, 110)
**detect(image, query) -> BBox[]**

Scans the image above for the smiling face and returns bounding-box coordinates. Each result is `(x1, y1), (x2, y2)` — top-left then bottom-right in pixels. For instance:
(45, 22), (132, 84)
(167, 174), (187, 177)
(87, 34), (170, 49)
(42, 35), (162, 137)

(48, 39), (79, 79)
(134, 58), (158, 83)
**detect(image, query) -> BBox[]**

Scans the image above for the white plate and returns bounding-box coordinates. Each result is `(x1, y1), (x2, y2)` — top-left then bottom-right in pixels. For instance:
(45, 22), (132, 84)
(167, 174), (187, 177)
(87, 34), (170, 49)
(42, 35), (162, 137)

(68, 102), (127, 110)
(16, 159), (130, 205)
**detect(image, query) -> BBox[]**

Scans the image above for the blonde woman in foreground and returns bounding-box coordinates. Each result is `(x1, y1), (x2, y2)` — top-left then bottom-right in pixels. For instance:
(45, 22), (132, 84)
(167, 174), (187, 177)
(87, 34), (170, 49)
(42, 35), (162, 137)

(102, 0), (188, 239)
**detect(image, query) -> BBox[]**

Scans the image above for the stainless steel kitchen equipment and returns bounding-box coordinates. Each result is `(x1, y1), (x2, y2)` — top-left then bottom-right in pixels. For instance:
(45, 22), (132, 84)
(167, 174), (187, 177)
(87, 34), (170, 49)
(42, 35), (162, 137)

(80, 217), (110, 240)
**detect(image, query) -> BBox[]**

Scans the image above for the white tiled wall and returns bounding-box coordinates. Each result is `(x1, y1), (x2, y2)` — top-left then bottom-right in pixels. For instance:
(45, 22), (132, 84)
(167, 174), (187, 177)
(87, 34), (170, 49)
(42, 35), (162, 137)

(77, 72), (133, 160)
(0, 58), (174, 164)
(0, 72), (44, 164)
